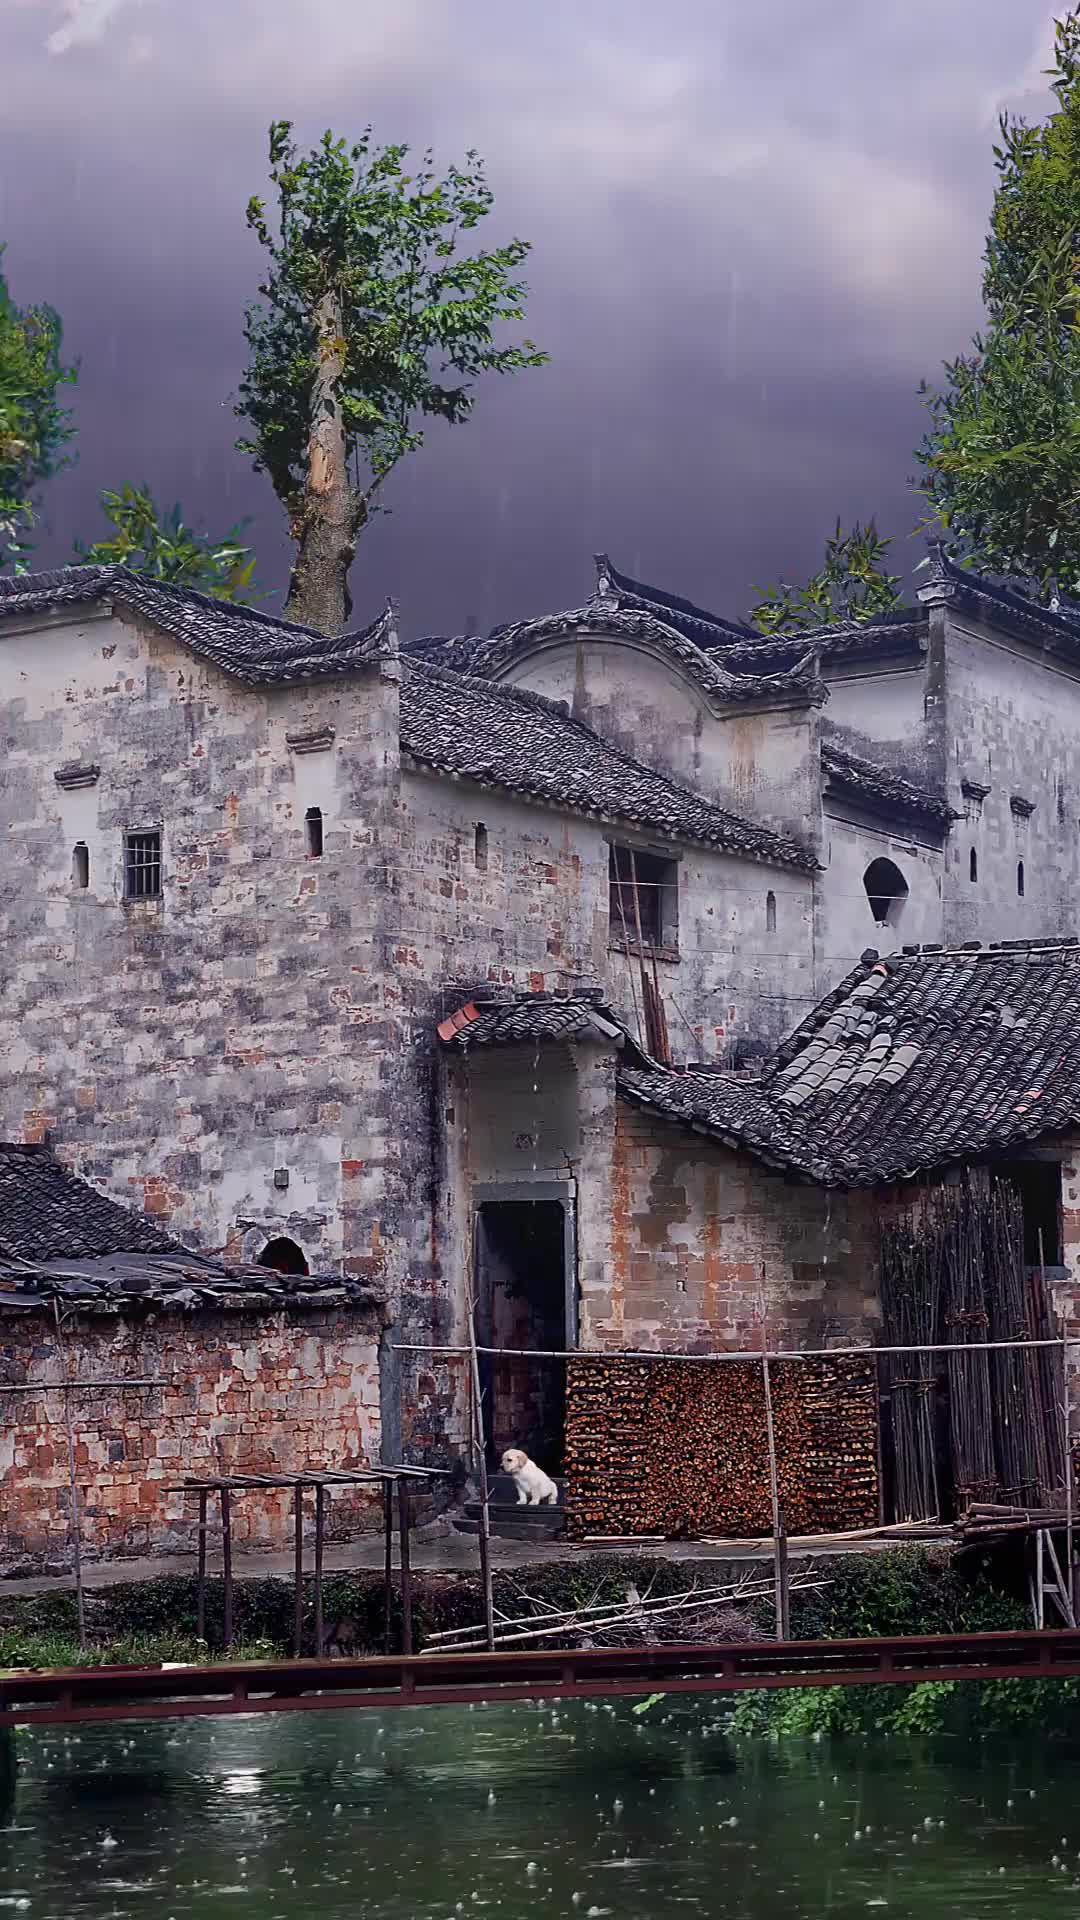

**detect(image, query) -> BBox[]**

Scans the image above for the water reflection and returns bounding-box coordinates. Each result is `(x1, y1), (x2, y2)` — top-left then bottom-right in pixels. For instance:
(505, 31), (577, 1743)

(1, 1700), (1079, 1916)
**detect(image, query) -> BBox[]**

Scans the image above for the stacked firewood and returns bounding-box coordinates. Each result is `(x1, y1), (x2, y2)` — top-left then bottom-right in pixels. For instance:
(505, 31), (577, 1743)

(564, 1353), (878, 1540)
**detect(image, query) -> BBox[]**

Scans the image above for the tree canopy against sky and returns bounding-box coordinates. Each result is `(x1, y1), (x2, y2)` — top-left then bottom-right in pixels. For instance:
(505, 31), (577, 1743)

(748, 521), (902, 633)
(235, 121), (546, 634)
(916, 10), (1080, 595)
(0, 246), (76, 571)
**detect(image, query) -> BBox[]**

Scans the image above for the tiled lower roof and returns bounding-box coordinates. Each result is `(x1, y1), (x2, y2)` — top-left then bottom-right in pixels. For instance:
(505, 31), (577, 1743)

(0, 1143), (173, 1262)
(0, 565), (394, 685)
(0, 1145), (382, 1313)
(821, 742), (954, 828)
(400, 660), (818, 870)
(437, 992), (637, 1053)
(618, 939), (1080, 1186)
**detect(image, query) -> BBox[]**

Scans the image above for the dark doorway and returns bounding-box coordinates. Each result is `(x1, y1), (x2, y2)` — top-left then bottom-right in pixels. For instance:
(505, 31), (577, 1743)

(475, 1199), (570, 1476)
(258, 1235), (309, 1276)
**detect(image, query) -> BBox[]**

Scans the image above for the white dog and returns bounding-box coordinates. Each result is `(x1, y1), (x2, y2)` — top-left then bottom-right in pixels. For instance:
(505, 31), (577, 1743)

(500, 1447), (559, 1506)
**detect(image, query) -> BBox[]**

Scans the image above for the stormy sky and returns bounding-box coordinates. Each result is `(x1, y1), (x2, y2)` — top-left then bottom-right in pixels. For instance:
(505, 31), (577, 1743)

(0, 0), (1060, 636)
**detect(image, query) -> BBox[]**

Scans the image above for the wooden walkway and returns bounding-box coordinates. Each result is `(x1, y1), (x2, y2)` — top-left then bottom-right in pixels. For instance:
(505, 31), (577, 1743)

(4, 1628), (1080, 1728)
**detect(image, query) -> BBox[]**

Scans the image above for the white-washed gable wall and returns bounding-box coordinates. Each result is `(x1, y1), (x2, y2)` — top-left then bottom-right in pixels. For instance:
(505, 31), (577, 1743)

(495, 635), (821, 847)
(0, 608), (402, 1300)
(942, 617), (1080, 947)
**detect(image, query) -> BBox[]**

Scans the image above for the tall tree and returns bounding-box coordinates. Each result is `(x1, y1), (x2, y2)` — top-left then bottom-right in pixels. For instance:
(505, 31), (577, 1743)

(0, 246), (77, 571)
(75, 483), (260, 601)
(236, 122), (546, 634)
(749, 520), (902, 633)
(917, 11), (1080, 593)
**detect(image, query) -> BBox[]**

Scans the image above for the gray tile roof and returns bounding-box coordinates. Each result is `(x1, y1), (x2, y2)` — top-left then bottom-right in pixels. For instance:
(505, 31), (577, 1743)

(821, 741), (955, 828)
(0, 1142), (172, 1263)
(918, 544), (1080, 665)
(618, 939), (1080, 1186)
(0, 1144), (382, 1314)
(0, 565), (816, 870)
(0, 565), (394, 685)
(400, 660), (818, 870)
(408, 603), (826, 709)
(594, 554), (759, 646)
(437, 991), (646, 1055)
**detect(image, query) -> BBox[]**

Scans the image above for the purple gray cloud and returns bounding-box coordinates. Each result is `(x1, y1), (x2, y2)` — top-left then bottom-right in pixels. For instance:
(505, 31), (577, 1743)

(0, 0), (1059, 632)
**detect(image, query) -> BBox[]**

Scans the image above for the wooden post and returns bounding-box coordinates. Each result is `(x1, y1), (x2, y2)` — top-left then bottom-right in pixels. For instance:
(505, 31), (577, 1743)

(382, 1478), (395, 1654)
(1035, 1525), (1046, 1630)
(293, 1483), (305, 1659)
(776, 1517), (791, 1641)
(466, 1273), (496, 1654)
(221, 1487), (234, 1652)
(314, 1483), (326, 1658)
(397, 1478), (414, 1657)
(196, 1490), (208, 1643)
(1064, 1336), (1076, 1620)
(761, 1350), (786, 1640)
(53, 1307), (86, 1651)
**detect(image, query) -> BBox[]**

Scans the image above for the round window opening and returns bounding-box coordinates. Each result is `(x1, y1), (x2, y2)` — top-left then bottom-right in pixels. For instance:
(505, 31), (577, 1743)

(257, 1235), (309, 1276)
(863, 857), (908, 928)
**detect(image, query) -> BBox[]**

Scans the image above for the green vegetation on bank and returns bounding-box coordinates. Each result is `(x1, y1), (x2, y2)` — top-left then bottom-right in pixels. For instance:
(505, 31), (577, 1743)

(0, 1547), (1072, 1740)
(732, 1546), (1072, 1738)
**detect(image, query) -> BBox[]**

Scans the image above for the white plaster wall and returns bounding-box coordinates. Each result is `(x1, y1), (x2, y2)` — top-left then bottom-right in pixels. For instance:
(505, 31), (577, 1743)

(400, 769), (817, 1060)
(0, 607), (400, 1271)
(496, 634), (821, 846)
(823, 664), (929, 767)
(943, 619), (1080, 946)
(816, 811), (944, 992)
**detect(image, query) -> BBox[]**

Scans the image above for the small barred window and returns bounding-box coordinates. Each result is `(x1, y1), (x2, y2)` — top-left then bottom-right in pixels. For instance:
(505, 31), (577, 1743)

(124, 829), (162, 901)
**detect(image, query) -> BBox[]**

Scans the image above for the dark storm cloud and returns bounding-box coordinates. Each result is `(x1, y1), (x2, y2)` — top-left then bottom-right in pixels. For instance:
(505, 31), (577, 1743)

(0, 0), (1058, 632)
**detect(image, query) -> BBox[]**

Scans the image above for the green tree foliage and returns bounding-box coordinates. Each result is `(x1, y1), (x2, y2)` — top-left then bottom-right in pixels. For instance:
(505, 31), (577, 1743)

(236, 121), (546, 633)
(748, 519), (903, 633)
(75, 483), (260, 601)
(0, 245), (76, 570)
(917, 12), (1080, 592)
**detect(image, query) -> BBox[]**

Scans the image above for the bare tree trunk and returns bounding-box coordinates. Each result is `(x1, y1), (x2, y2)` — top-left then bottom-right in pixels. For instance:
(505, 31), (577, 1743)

(283, 287), (364, 634)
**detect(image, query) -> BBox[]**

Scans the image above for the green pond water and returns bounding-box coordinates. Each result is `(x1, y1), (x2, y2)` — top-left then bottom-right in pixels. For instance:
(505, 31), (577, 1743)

(2, 1699), (1080, 1916)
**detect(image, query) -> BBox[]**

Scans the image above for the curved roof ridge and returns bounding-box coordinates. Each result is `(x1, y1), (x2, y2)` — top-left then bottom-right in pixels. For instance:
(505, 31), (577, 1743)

(434, 602), (826, 710)
(594, 553), (758, 644)
(0, 562), (396, 684)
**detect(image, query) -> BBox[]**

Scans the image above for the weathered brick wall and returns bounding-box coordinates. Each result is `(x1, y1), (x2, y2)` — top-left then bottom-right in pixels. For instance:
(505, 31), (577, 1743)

(0, 1308), (382, 1571)
(599, 1105), (881, 1351)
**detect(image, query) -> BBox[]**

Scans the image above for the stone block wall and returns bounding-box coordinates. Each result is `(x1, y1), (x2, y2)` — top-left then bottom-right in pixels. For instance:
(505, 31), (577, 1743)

(0, 1307), (382, 1572)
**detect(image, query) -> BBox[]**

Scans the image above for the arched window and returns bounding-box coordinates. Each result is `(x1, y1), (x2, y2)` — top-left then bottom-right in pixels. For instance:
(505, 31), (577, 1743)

(1017, 859), (1025, 899)
(72, 842), (89, 889)
(305, 806), (323, 857)
(863, 858), (908, 928)
(474, 822), (488, 872)
(257, 1236), (309, 1276)
(969, 847), (978, 883)
(765, 889), (776, 933)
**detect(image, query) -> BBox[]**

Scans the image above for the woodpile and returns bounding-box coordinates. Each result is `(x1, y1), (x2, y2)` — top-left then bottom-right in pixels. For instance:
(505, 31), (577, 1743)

(564, 1354), (878, 1540)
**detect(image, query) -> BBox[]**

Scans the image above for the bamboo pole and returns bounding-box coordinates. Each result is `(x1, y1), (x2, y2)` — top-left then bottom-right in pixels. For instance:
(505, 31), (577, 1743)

(314, 1484), (326, 1658)
(392, 1335), (1070, 1363)
(197, 1490), (208, 1644)
(465, 1256), (496, 1654)
(760, 1349), (785, 1640)
(293, 1485), (305, 1659)
(382, 1479), (395, 1654)
(52, 1305), (85, 1651)
(221, 1487), (234, 1652)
